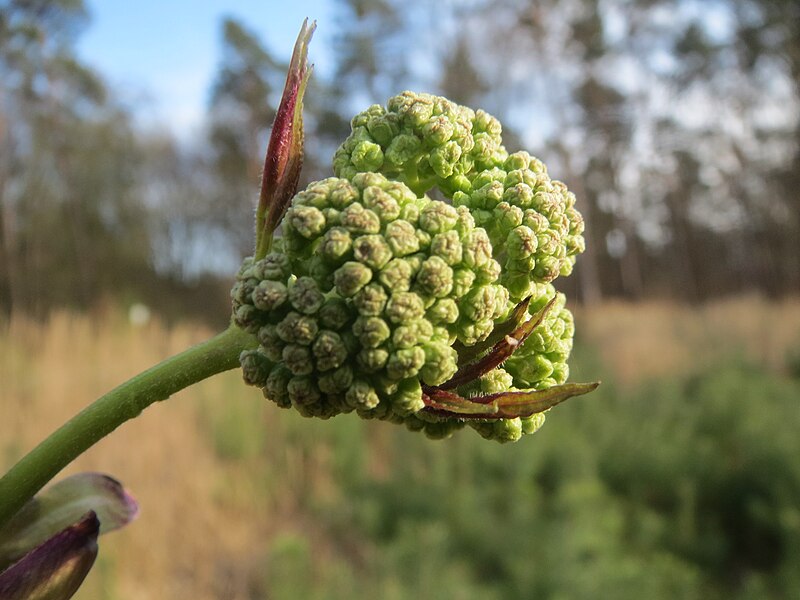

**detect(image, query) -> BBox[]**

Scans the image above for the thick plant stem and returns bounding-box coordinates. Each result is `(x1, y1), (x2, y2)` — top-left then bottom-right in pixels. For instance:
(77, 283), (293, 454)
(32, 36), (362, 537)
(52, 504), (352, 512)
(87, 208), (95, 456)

(0, 324), (257, 531)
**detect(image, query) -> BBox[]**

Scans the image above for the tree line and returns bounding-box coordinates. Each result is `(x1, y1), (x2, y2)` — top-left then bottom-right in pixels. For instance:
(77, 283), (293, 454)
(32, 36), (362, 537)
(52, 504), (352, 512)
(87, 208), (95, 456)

(1, 0), (798, 322)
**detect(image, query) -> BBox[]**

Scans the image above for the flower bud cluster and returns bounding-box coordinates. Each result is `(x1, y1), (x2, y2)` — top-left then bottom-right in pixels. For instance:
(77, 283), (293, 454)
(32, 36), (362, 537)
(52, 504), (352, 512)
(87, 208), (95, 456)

(233, 173), (511, 435)
(234, 91), (590, 442)
(453, 152), (585, 301)
(503, 287), (574, 390)
(333, 93), (585, 304)
(333, 92), (506, 197)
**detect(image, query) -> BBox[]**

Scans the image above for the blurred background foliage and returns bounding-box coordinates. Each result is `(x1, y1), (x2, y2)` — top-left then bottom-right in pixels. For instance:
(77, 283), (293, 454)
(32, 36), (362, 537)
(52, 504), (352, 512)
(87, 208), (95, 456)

(2, 301), (799, 599)
(2, 0), (800, 598)
(2, 0), (798, 321)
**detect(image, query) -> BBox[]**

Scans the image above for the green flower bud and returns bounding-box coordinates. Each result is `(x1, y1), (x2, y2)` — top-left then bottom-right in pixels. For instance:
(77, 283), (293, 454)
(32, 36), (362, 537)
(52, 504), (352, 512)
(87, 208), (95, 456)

(353, 283), (388, 316)
(353, 316), (391, 348)
(426, 298), (459, 325)
(404, 253), (425, 275)
(265, 365), (293, 408)
(521, 413), (547, 435)
(493, 201), (524, 231)
(399, 203), (421, 226)
(457, 318), (494, 346)
(392, 319), (433, 349)
(385, 134), (422, 166)
(288, 277), (324, 314)
(389, 378), (424, 416)
(372, 375), (399, 398)
(318, 365), (354, 395)
(366, 112), (399, 145)
(506, 226), (538, 259)
(422, 114), (455, 145)
(321, 207), (341, 227)
(504, 183), (535, 209)
(419, 202), (459, 234)
(415, 256), (454, 298)
(521, 209), (548, 234)
(462, 229), (493, 269)
(430, 230), (463, 265)
(318, 297), (351, 330)
(471, 418), (523, 443)
(276, 311), (319, 345)
(352, 104), (383, 127)
(345, 380), (380, 410)
(357, 347), (390, 372)
(384, 220), (420, 257)
(312, 330), (348, 372)
(471, 181), (505, 210)
(283, 344), (313, 375)
(454, 204), (476, 233)
(296, 180), (336, 208)
(474, 109), (502, 136)
(403, 415), (426, 433)
(378, 258), (414, 292)
(451, 268), (476, 298)
(385, 291), (425, 324)
(256, 252), (292, 281)
(362, 186), (401, 221)
(425, 141), (456, 179)
(233, 304), (261, 334)
(387, 346), (426, 380)
(332, 153), (356, 181)
(420, 342), (458, 386)
(384, 180), (419, 205)
(321, 177), (357, 208)
(285, 205), (326, 239)
(319, 227), (353, 263)
(351, 140), (384, 171)
(240, 349), (271, 388)
(422, 420), (464, 440)
(480, 368), (513, 394)
(341, 203), (381, 235)
(471, 209), (493, 229)
(252, 280), (289, 312)
(231, 278), (256, 306)
(533, 255), (561, 282)
(415, 229), (432, 251)
(475, 259), (502, 285)
(257, 324), (284, 362)
(501, 271), (533, 301)
(306, 256), (335, 291)
(461, 285), (498, 322)
(288, 376), (321, 408)
(237, 255), (255, 274)
(353, 234), (393, 270)
(551, 362), (569, 385)
(388, 90), (434, 125)
(334, 261), (373, 297)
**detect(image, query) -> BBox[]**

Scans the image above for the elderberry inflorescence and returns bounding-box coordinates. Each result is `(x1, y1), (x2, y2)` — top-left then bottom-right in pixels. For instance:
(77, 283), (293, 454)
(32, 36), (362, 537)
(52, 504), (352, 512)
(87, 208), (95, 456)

(233, 92), (591, 442)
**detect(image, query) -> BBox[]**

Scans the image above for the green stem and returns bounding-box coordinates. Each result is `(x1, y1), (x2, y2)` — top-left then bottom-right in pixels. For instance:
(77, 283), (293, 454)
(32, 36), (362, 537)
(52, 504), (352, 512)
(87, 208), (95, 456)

(0, 324), (257, 530)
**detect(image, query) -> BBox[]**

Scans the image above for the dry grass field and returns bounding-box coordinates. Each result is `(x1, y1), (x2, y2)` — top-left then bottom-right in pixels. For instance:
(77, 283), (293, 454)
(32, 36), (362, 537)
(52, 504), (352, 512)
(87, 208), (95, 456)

(2, 296), (799, 599)
(576, 295), (800, 387)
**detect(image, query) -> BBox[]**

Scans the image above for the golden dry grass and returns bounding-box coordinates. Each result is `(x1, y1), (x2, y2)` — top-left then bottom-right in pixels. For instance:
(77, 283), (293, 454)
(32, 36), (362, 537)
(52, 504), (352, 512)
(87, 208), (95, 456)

(576, 294), (800, 388)
(0, 312), (279, 599)
(1, 296), (800, 598)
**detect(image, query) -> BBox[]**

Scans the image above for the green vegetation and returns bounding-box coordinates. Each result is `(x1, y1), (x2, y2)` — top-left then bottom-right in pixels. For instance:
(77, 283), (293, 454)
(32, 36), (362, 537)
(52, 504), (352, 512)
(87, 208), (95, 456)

(191, 343), (800, 599)
(3, 302), (797, 599)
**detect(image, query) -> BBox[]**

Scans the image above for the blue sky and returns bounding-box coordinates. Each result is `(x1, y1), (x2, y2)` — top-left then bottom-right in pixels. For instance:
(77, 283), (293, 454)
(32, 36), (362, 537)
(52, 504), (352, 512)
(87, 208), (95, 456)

(76, 1), (334, 139)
